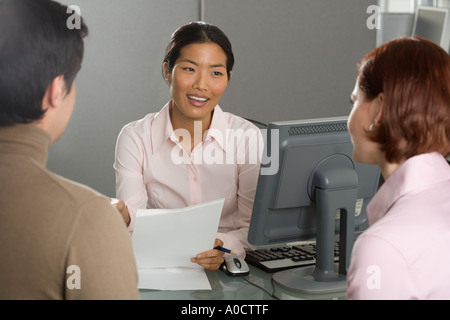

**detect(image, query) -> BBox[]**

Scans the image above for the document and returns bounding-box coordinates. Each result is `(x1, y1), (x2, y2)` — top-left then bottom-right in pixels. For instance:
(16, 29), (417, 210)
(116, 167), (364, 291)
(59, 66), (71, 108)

(132, 198), (225, 291)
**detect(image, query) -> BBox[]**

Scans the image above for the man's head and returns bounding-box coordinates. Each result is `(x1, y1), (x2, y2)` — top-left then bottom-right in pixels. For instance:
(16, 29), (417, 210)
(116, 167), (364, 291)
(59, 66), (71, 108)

(0, 0), (88, 140)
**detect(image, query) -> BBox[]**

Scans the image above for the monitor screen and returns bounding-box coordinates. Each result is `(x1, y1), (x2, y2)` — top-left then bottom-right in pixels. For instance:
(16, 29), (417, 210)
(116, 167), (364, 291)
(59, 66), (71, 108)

(247, 116), (380, 293)
(412, 6), (450, 52)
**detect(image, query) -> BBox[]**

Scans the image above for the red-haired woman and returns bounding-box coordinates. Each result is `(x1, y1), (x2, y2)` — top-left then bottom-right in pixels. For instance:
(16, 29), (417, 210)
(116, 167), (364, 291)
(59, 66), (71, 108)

(347, 36), (450, 299)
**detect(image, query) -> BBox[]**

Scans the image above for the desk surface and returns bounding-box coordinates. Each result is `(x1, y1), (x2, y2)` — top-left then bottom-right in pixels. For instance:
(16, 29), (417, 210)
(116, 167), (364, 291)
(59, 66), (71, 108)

(139, 264), (348, 300)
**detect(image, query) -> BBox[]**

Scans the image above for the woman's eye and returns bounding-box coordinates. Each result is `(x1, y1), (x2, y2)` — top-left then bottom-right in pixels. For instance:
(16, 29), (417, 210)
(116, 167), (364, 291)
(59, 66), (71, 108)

(212, 71), (223, 76)
(183, 67), (195, 72)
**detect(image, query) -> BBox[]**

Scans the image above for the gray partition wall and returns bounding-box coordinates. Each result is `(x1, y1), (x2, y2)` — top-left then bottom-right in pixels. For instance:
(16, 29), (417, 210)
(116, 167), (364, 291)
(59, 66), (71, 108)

(48, 0), (377, 197)
(204, 0), (376, 124)
(49, 0), (200, 197)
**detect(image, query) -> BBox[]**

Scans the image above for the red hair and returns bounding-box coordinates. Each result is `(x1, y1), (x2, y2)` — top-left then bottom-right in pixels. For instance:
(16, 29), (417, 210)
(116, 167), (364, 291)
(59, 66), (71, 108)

(357, 36), (450, 163)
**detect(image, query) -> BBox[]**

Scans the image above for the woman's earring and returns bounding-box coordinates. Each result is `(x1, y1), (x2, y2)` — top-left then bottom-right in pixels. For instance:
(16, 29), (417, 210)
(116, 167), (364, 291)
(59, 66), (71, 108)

(369, 123), (374, 131)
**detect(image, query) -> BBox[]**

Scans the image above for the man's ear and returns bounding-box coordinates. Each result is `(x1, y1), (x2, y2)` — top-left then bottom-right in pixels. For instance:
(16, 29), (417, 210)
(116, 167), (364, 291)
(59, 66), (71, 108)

(42, 75), (66, 111)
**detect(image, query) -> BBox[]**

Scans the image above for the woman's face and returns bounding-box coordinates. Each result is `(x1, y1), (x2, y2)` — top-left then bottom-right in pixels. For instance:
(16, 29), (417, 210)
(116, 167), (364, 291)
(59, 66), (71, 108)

(348, 78), (382, 165)
(165, 42), (230, 126)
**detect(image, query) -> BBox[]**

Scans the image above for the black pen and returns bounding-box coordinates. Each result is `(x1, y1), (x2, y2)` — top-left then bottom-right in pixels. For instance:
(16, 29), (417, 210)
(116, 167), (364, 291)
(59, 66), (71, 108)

(214, 245), (236, 255)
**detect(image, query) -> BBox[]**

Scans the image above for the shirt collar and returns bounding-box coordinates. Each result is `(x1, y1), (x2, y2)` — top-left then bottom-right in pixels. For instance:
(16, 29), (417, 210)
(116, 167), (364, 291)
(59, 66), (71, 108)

(151, 101), (229, 154)
(150, 101), (176, 154)
(204, 105), (228, 153)
(367, 152), (450, 225)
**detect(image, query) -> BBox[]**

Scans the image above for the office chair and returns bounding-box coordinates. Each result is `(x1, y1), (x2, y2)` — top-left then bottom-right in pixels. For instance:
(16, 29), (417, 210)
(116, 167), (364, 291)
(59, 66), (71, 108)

(245, 118), (268, 129)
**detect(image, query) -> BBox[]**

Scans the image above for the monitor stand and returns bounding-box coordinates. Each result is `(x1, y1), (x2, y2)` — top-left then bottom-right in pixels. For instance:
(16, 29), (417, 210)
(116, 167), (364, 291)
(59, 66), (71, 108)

(272, 157), (358, 294)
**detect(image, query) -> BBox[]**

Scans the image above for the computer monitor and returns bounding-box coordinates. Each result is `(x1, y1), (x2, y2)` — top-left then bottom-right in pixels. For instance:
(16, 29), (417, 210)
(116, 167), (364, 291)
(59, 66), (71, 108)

(247, 116), (380, 294)
(411, 6), (450, 52)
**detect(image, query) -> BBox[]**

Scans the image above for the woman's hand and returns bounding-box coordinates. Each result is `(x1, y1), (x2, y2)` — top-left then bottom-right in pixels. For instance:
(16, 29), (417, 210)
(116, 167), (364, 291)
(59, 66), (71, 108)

(191, 238), (225, 271)
(110, 198), (131, 226)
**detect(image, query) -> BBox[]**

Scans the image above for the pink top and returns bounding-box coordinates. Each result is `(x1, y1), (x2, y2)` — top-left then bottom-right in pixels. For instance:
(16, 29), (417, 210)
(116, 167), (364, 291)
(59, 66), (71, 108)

(347, 152), (450, 299)
(114, 101), (262, 257)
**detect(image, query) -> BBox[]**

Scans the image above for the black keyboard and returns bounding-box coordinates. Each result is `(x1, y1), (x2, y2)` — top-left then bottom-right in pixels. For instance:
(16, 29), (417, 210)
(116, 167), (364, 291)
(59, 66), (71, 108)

(245, 242), (339, 273)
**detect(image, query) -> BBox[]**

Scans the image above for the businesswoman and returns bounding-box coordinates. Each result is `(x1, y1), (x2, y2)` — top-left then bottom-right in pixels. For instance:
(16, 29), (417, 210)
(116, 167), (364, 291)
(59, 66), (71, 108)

(346, 36), (450, 299)
(113, 22), (262, 270)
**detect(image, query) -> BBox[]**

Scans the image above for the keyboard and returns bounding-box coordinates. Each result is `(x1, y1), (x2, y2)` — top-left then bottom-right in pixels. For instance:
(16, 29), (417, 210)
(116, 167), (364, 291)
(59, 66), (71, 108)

(245, 242), (339, 273)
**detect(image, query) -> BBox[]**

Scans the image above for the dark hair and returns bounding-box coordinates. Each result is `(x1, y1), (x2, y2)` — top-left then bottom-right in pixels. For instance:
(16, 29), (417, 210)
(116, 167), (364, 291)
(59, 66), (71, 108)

(0, 0), (88, 126)
(357, 36), (450, 162)
(163, 21), (234, 81)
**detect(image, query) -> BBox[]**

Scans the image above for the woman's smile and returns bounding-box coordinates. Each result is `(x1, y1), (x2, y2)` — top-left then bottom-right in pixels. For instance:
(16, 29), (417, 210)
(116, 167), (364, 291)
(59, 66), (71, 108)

(187, 94), (209, 107)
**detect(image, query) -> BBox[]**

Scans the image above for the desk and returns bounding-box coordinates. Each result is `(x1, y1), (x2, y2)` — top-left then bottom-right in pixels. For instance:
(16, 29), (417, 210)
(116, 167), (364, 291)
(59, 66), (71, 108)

(139, 265), (348, 300)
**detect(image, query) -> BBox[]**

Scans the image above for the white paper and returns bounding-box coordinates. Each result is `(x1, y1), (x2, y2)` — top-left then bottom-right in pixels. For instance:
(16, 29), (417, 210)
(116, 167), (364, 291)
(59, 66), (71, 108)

(132, 198), (225, 290)
(137, 267), (211, 291)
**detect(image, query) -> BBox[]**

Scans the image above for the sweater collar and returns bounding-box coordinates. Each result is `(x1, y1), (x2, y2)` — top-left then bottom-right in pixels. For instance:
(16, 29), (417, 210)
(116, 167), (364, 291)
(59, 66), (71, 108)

(0, 124), (52, 167)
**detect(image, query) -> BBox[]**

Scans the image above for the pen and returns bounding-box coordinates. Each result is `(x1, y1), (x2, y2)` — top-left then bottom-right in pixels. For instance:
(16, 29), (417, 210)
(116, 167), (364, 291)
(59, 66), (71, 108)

(214, 245), (236, 255)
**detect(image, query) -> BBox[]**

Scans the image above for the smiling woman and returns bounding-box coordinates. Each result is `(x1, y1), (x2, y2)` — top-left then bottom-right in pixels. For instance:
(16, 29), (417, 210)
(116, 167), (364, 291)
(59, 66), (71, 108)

(165, 42), (230, 146)
(113, 22), (262, 272)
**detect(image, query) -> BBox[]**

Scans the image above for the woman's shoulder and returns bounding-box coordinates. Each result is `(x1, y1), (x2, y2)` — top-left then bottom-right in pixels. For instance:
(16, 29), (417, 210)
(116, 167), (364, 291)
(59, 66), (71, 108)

(120, 112), (159, 136)
(220, 109), (263, 133)
(122, 103), (170, 135)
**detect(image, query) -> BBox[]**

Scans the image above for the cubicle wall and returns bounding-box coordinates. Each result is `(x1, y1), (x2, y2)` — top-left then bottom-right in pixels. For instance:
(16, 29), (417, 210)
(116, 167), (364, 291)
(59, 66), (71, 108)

(49, 0), (376, 197)
(50, 0), (199, 197)
(204, 0), (376, 124)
